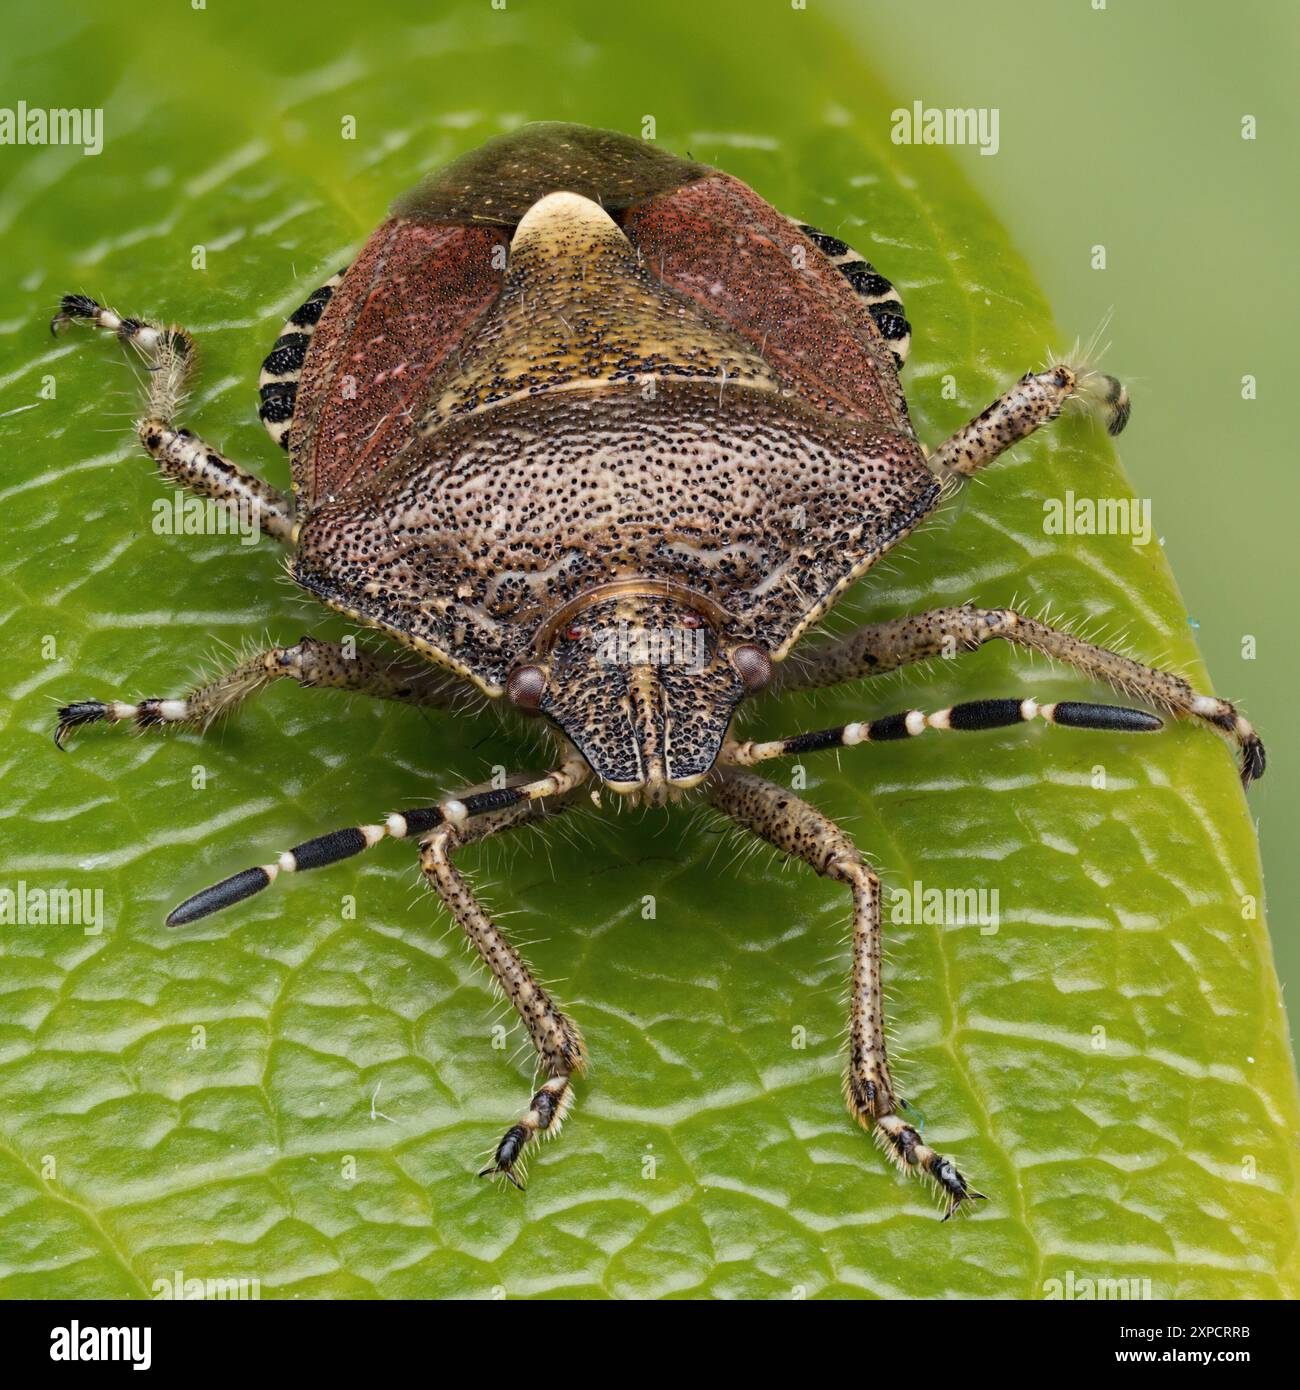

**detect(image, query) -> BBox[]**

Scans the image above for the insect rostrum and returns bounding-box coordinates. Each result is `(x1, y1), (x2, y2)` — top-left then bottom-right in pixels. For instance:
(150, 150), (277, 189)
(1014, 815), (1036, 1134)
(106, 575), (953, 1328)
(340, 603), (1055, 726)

(51, 123), (1264, 1216)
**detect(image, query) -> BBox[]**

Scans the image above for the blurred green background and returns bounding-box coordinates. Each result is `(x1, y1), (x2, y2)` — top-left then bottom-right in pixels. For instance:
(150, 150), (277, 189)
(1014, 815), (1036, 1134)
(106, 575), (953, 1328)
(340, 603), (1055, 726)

(0, 0), (1295, 1298)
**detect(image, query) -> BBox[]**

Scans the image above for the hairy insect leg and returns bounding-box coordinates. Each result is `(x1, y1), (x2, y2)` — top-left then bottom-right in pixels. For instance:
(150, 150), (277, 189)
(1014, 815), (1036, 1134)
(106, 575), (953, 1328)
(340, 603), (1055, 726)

(705, 767), (982, 1217)
(769, 605), (1264, 785)
(420, 800), (587, 1189)
(927, 363), (1131, 483)
(55, 636), (469, 746)
(51, 294), (295, 542)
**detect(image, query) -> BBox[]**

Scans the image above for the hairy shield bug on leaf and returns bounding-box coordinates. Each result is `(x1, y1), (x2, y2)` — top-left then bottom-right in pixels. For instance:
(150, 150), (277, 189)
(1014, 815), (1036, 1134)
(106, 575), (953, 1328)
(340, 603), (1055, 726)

(52, 123), (1264, 1213)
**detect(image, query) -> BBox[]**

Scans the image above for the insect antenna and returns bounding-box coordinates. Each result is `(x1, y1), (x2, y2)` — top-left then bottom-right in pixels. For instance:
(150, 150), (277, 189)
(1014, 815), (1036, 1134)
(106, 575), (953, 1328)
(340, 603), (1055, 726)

(167, 757), (589, 926)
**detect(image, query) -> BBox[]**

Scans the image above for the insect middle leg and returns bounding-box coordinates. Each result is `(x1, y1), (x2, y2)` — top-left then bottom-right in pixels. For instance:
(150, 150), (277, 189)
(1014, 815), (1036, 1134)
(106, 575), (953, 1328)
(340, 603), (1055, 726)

(769, 605), (1265, 784)
(420, 799), (588, 1189)
(927, 362), (1131, 482)
(55, 636), (469, 746)
(705, 766), (982, 1218)
(51, 294), (295, 541)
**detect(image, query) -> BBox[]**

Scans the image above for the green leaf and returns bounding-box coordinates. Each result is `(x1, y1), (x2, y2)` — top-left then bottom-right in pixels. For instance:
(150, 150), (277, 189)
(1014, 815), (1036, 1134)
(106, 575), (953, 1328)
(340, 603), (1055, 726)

(1, 0), (1296, 1300)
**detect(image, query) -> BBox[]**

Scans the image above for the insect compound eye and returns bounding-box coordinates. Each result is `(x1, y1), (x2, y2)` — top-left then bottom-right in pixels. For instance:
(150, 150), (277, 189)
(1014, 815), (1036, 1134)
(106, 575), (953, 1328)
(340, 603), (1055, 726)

(731, 644), (773, 692)
(505, 664), (548, 711)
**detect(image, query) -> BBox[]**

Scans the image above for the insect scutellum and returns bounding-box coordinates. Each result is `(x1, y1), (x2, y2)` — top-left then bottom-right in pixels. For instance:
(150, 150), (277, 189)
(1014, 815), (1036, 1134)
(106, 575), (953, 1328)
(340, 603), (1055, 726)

(52, 123), (1264, 1218)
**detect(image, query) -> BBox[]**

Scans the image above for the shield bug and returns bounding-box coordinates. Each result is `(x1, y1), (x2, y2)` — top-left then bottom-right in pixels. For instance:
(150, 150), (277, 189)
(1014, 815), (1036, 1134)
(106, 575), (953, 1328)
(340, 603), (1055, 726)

(52, 123), (1265, 1216)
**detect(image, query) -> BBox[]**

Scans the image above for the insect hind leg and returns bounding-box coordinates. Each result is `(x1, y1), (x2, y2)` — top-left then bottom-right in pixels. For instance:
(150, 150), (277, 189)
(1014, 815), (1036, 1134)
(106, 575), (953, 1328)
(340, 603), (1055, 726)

(706, 767), (983, 1218)
(419, 802), (588, 1189)
(52, 294), (295, 542)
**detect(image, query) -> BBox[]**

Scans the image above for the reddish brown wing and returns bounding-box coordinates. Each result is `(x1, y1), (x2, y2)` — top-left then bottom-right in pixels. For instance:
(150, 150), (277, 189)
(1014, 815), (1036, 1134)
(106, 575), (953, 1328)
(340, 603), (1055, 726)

(292, 124), (713, 506)
(290, 218), (508, 505)
(624, 173), (912, 433)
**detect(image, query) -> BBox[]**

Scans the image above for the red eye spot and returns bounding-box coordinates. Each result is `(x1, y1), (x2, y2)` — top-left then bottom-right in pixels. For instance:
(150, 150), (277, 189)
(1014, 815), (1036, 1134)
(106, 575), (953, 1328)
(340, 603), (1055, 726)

(564, 624), (586, 642)
(680, 613), (704, 629)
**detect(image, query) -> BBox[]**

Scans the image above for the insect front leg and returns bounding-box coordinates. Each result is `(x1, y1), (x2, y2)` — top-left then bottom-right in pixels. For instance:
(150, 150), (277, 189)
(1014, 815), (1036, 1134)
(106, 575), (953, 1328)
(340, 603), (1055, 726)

(419, 801), (588, 1190)
(705, 767), (982, 1218)
(51, 295), (295, 541)
(55, 636), (469, 747)
(927, 362), (1131, 482)
(770, 605), (1264, 785)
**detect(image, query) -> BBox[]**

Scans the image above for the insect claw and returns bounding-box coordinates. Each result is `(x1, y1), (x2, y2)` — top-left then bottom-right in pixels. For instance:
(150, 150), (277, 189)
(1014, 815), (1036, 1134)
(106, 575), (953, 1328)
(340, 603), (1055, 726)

(51, 293), (100, 336)
(1240, 733), (1267, 786)
(54, 700), (108, 748)
(940, 1187), (986, 1221)
(478, 1163), (524, 1191)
